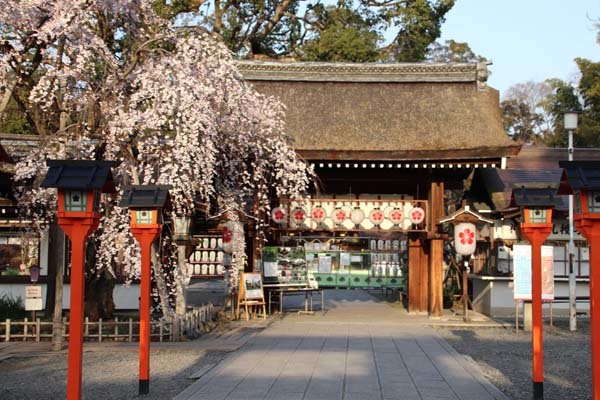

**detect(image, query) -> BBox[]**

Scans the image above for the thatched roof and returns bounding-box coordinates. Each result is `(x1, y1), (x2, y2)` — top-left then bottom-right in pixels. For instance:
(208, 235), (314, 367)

(238, 61), (520, 161)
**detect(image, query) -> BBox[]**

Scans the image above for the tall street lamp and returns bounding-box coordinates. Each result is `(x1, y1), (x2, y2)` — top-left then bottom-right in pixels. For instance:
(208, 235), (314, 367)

(120, 185), (171, 396)
(564, 110), (579, 332)
(559, 161), (600, 400)
(41, 160), (116, 400)
(512, 186), (560, 400)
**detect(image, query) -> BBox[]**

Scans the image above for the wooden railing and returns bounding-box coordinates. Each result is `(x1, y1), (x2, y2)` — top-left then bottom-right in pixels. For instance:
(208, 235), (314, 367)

(1, 304), (215, 343)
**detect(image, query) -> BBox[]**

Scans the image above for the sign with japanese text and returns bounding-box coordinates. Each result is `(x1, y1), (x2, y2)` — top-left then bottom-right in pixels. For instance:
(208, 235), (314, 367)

(513, 244), (554, 301)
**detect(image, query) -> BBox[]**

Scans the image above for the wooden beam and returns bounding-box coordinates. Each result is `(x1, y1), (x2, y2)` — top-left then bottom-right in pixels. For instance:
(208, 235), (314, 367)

(428, 181), (445, 317)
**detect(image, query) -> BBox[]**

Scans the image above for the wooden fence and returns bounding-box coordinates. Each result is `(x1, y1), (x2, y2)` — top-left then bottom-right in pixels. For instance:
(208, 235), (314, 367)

(1, 304), (215, 343)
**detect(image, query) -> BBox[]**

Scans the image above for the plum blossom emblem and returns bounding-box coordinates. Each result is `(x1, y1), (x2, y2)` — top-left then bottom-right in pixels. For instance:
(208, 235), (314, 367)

(459, 228), (475, 245)
(293, 209), (305, 222)
(370, 209), (384, 224)
(222, 227), (233, 244)
(312, 207), (325, 222)
(390, 209), (403, 224)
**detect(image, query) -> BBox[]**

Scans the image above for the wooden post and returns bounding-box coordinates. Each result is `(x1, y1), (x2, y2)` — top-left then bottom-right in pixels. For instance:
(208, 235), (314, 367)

(428, 180), (444, 317)
(408, 235), (428, 314)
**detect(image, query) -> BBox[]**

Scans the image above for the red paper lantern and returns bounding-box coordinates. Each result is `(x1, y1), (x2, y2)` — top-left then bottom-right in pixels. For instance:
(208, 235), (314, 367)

(455, 222), (477, 256)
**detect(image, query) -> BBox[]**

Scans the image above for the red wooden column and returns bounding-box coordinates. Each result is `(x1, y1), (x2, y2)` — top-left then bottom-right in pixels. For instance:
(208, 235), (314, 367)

(521, 225), (552, 400)
(408, 235), (428, 314)
(428, 181), (445, 317)
(131, 226), (161, 395)
(60, 218), (99, 400)
(575, 220), (600, 400)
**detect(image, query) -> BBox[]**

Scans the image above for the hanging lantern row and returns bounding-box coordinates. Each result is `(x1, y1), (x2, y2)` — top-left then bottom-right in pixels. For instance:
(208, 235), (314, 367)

(271, 204), (426, 226)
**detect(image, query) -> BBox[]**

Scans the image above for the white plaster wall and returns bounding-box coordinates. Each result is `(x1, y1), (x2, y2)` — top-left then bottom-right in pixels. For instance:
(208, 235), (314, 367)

(0, 283), (141, 310)
(472, 276), (590, 317)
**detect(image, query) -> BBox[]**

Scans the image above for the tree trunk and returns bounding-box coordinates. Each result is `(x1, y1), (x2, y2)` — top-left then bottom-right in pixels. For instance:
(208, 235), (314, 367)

(151, 242), (172, 317)
(175, 244), (188, 315)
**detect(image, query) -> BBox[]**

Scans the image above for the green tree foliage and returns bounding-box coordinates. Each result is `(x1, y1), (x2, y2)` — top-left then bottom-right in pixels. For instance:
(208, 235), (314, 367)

(501, 81), (552, 143)
(500, 99), (544, 143)
(426, 39), (485, 62)
(299, 2), (380, 62)
(385, 0), (455, 62)
(153, 0), (455, 62)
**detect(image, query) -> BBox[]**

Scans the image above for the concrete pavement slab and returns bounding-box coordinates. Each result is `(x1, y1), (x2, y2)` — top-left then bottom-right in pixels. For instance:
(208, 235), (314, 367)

(176, 289), (508, 400)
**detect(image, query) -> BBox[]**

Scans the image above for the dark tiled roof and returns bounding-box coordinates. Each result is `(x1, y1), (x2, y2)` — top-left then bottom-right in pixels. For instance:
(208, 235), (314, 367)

(41, 160), (117, 192)
(119, 185), (172, 208)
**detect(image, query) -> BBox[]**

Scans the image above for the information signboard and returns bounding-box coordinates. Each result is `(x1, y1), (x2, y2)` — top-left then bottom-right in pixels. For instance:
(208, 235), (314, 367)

(513, 245), (554, 301)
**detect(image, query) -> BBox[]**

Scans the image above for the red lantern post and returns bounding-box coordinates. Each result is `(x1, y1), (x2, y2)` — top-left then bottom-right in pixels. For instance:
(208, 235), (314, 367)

(512, 187), (559, 400)
(559, 161), (600, 400)
(120, 185), (171, 395)
(41, 160), (116, 400)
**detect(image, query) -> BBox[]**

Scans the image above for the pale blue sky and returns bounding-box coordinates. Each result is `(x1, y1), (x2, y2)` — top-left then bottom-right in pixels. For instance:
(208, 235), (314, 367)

(440, 0), (600, 98)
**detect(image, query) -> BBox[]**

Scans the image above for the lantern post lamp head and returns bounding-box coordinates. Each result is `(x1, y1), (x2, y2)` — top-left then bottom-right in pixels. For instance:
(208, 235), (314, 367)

(559, 161), (600, 219)
(119, 185), (172, 229)
(41, 160), (117, 220)
(510, 186), (560, 229)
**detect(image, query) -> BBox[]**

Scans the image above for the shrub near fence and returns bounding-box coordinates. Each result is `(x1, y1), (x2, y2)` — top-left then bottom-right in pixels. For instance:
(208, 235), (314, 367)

(1, 304), (215, 343)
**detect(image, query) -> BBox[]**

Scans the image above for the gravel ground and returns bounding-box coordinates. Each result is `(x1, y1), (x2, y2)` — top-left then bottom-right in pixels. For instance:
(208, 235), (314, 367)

(0, 347), (229, 400)
(435, 318), (592, 400)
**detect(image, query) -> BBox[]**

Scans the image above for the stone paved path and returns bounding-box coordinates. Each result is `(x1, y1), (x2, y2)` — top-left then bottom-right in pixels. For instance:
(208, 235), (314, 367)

(176, 290), (507, 400)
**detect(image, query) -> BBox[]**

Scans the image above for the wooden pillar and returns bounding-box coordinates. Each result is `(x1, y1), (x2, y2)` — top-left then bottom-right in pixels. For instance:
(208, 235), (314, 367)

(408, 235), (428, 314)
(429, 181), (445, 317)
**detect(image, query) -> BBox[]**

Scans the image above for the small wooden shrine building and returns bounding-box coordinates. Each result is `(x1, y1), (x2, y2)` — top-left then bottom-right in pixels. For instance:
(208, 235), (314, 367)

(237, 61), (520, 316)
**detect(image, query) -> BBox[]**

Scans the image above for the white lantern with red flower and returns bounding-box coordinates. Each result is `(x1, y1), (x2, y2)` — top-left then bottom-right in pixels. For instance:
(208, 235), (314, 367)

(271, 206), (287, 224)
(331, 208), (347, 225)
(454, 222), (477, 256)
(369, 208), (385, 225)
(312, 206), (326, 224)
(291, 207), (306, 225)
(222, 224), (234, 253)
(409, 207), (425, 225)
(350, 207), (365, 226)
(387, 207), (404, 225)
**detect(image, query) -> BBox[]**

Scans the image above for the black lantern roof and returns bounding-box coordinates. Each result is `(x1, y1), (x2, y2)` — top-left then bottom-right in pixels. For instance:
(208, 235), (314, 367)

(558, 160), (600, 194)
(510, 186), (561, 208)
(40, 160), (117, 193)
(438, 203), (494, 225)
(119, 185), (172, 209)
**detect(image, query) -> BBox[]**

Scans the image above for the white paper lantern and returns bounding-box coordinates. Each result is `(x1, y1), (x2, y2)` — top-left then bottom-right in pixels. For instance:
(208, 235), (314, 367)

(369, 208), (385, 225)
(455, 222), (477, 256)
(291, 207), (306, 224)
(331, 208), (347, 224)
(271, 206), (286, 224)
(388, 207), (403, 225)
(312, 206), (326, 223)
(222, 225), (233, 253)
(409, 207), (425, 224)
(350, 207), (365, 225)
